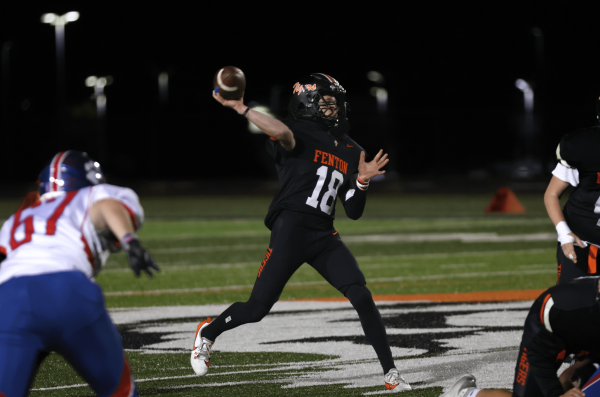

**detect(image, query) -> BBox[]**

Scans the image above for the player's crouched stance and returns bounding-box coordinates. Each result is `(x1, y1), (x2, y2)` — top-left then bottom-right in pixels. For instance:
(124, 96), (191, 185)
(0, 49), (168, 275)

(0, 151), (159, 397)
(191, 73), (411, 392)
(440, 277), (600, 397)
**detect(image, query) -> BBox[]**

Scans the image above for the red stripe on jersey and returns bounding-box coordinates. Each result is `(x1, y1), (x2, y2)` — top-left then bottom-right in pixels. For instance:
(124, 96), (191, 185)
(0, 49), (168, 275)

(583, 370), (600, 391)
(46, 191), (78, 235)
(80, 234), (95, 268)
(50, 151), (68, 192)
(589, 245), (598, 274)
(110, 357), (135, 397)
(540, 293), (551, 325)
(0, 246), (6, 256)
(120, 203), (139, 230)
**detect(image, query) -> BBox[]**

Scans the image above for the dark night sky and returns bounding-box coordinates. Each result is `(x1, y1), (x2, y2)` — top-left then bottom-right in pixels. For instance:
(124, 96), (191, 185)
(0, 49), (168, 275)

(1, 2), (600, 186)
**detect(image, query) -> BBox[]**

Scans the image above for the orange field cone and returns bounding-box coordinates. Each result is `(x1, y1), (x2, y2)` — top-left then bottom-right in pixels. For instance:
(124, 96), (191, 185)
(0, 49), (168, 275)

(485, 187), (526, 214)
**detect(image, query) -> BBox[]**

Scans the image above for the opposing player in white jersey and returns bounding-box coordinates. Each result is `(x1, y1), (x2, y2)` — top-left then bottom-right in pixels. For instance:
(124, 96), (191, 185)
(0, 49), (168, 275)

(0, 151), (160, 397)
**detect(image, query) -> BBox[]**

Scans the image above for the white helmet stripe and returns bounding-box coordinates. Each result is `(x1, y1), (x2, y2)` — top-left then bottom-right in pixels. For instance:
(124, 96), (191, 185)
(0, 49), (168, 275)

(315, 73), (337, 84)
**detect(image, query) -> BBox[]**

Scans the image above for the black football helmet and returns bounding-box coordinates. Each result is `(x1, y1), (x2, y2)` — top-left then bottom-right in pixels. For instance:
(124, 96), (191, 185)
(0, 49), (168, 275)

(287, 73), (348, 130)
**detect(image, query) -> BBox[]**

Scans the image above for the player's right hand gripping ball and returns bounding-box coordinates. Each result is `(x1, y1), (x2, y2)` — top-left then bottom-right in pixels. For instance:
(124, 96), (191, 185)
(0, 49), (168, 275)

(121, 233), (160, 278)
(213, 66), (245, 100)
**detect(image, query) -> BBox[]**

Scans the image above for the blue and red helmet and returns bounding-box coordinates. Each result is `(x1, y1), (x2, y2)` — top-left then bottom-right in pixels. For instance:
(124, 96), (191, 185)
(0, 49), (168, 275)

(38, 151), (105, 196)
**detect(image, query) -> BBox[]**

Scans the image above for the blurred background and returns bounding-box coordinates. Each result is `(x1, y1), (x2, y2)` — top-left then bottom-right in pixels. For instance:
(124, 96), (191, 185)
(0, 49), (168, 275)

(1, 2), (598, 198)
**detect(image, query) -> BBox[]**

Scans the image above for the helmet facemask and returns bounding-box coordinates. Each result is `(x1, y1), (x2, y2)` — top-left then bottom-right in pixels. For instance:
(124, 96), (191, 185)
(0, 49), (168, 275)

(313, 92), (341, 127)
(287, 74), (348, 132)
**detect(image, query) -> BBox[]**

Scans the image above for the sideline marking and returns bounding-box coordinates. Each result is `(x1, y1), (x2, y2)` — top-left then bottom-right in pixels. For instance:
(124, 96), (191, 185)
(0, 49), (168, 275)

(297, 289), (546, 303)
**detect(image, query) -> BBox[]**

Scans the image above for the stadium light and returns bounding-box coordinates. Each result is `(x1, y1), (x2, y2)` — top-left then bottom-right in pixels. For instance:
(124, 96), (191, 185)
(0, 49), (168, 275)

(86, 75), (113, 120)
(158, 72), (168, 105)
(370, 87), (388, 114)
(515, 79), (533, 114)
(41, 11), (79, 124)
(367, 71), (384, 84)
(248, 105), (275, 134)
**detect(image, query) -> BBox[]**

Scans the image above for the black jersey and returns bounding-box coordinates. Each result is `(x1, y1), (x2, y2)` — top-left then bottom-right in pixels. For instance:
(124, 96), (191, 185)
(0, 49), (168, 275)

(559, 127), (600, 245)
(264, 119), (367, 230)
(515, 277), (600, 397)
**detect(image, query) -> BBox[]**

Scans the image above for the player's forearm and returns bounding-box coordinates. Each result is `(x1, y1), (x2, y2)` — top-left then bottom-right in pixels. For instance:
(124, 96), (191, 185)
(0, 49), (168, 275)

(544, 192), (566, 227)
(544, 176), (569, 227)
(232, 104), (295, 149)
(90, 199), (136, 240)
(343, 187), (367, 220)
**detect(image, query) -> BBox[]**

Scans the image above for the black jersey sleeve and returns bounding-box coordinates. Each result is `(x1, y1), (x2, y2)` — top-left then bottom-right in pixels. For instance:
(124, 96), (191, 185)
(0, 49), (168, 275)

(265, 134), (304, 162)
(339, 175), (367, 220)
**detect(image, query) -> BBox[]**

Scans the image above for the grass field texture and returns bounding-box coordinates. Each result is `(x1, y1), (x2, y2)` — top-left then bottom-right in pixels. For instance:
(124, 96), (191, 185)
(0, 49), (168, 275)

(0, 192), (564, 395)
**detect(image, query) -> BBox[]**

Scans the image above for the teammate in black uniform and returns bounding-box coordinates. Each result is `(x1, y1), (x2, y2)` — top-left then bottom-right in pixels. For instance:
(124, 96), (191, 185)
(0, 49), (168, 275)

(189, 73), (411, 392)
(544, 100), (600, 283)
(440, 277), (600, 397)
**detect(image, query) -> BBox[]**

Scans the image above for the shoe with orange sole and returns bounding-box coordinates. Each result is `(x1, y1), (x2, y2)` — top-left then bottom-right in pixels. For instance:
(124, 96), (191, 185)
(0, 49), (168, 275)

(385, 368), (412, 392)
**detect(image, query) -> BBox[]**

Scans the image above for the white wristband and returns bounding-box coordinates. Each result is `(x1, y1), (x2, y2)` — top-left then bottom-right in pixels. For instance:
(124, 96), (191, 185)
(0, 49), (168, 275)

(556, 221), (574, 246)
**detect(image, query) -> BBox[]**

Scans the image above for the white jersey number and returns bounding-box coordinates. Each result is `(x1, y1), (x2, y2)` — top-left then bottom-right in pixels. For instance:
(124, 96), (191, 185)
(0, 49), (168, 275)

(305, 166), (344, 215)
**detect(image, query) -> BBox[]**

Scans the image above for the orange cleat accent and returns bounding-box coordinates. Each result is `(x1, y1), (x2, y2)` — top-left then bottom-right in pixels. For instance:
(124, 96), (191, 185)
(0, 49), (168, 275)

(192, 317), (211, 350)
(384, 369), (411, 392)
(191, 318), (213, 376)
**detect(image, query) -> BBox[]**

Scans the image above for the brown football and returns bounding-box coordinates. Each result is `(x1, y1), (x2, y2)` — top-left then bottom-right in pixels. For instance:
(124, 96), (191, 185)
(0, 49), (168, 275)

(213, 66), (246, 100)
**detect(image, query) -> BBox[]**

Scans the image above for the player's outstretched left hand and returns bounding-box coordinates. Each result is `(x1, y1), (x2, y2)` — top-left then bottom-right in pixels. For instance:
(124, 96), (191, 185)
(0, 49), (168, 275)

(358, 150), (389, 182)
(121, 234), (160, 278)
(212, 90), (246, 114)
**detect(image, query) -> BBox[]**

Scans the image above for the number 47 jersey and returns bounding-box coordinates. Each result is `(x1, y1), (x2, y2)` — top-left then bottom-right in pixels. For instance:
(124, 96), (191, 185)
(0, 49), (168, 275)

(0, 184), (143, 286)
(264, 118), (366, 230)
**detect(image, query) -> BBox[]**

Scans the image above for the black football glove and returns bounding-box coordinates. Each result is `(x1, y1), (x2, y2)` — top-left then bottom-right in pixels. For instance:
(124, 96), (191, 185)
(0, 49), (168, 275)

(121, 233), (160, 278)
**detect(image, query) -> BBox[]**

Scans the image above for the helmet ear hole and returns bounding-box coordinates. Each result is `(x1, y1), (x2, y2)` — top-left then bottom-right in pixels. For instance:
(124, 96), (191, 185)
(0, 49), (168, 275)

(297, 102), (305, 110)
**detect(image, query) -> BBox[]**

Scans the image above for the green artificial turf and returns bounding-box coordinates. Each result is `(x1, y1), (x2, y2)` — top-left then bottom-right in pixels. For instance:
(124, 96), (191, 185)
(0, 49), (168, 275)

(3, 192), (566, 396)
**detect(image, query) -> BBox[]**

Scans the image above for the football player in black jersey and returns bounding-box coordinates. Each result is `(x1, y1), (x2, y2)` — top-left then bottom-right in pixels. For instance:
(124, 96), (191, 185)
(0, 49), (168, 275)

(189, 73), (410, 392)
(440, 277), (600, 397)
(544, 99), (600, 284)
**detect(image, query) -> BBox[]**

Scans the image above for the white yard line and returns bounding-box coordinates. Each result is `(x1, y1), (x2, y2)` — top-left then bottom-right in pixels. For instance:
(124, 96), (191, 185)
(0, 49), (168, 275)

(103, 268), (555, 297)
(343, 232), (556, 243)
(145, 233), (557, 254)
(151, 245), (265, 254)
(102, 248), (554, 274)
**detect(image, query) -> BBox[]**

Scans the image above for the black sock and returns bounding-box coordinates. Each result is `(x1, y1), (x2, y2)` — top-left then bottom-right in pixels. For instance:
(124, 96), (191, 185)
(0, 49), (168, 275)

(202, 296), (271, 342)
(345, 285), (395, 374)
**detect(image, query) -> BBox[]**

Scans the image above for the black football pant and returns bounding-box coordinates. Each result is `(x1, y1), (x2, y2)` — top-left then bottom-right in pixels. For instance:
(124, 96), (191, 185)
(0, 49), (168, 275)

(202, 210), (395, 374)
(556, 242), (600, 284)
(511, 292), (564, 397)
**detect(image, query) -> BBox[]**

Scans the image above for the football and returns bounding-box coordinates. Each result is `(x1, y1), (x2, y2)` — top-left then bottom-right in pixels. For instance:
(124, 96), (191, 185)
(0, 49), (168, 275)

(213, 66), (246, 100)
